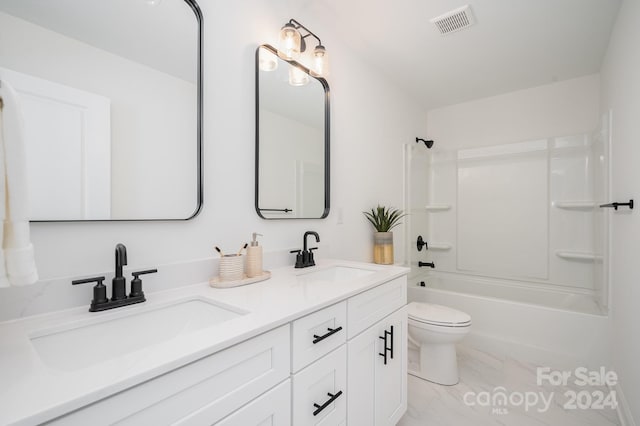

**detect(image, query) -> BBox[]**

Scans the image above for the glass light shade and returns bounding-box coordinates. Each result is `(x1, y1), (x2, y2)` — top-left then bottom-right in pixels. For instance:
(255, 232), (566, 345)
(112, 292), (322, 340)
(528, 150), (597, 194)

(289, 65), (309, 86)
(258, 48), (278, 72)
(279, 23), (301, 60)
(312, 45), (329, 77)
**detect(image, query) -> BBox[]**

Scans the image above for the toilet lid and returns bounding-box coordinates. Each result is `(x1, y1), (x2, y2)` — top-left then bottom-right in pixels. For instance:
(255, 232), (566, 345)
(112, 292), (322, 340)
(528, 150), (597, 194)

(407, 302), (471, 326)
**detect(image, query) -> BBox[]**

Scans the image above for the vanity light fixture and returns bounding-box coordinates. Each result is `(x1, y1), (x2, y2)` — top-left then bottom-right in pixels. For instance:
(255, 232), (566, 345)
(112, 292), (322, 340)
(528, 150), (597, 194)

(278, 18), (330, 79)
(279, 22), (302, 60)
(312, 45), (329, 77)
(289, 64), (310, 86)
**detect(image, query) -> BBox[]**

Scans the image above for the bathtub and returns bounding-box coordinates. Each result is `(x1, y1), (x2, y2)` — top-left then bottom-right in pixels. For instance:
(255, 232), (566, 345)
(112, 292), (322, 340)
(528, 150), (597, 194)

(407, 272), (611, 369)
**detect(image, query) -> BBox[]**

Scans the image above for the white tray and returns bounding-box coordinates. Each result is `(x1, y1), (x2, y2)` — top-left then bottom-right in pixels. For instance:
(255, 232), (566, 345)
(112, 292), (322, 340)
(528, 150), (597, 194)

(209, 270), (271, 288)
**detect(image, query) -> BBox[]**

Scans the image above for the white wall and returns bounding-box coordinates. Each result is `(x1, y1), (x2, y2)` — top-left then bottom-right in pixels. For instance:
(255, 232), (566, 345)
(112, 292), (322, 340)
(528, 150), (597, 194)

(1, 0), (426, 315)
(427, 74), (600, 150)
(600, 0), (640, 422)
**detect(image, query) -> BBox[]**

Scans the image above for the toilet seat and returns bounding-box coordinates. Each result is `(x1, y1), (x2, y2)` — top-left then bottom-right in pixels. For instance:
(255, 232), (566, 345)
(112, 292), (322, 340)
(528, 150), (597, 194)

(408, 302), (471, 327)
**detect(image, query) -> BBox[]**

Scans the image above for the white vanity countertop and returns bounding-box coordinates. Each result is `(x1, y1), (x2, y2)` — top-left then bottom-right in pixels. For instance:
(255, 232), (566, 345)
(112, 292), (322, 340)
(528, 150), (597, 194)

(0, 259), (408, 425)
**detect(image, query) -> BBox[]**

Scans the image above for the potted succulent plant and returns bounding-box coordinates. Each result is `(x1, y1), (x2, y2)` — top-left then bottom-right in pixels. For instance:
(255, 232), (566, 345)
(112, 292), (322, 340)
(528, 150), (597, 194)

(363, 205), (406, 264)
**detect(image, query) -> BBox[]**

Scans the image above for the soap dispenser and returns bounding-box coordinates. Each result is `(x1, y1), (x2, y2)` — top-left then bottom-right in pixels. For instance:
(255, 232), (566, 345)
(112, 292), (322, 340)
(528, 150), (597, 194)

(246, 233), (263, 278)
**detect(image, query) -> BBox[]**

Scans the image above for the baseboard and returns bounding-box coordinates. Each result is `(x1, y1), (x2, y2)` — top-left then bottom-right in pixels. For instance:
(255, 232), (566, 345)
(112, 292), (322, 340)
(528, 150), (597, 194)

(614, 383), (637, 426)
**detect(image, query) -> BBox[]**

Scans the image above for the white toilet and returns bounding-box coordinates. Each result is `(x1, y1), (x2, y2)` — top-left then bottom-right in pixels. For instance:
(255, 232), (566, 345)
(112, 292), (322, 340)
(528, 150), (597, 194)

(407, 301), (471, 385)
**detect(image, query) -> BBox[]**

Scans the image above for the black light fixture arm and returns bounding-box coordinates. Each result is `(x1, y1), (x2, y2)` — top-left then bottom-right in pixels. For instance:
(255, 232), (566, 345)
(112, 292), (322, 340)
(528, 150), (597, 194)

(289, 18), (323, 50)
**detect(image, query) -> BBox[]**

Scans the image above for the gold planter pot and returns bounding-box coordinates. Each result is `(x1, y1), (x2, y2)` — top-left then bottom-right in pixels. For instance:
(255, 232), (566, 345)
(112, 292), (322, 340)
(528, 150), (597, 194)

(373, 231), (394, 265)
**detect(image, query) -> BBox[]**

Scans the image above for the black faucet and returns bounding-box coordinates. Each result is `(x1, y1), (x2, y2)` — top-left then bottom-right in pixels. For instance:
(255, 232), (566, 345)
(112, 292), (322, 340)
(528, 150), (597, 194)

(304, 231), (320, 252)
(112, 243), (128, 301)
(291, 231), (320, 268)
(72, 243), (157, 312)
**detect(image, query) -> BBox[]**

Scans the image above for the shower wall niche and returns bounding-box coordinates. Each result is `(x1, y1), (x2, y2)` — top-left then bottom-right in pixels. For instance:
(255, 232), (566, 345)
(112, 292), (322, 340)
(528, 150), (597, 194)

(404, 116), (610, 314)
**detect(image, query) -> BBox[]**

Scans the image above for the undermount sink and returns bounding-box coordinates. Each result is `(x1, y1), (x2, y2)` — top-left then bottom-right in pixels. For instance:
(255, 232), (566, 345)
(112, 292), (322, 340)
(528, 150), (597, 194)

(30, 298), (246, 371)
(297, 266), (376, 283)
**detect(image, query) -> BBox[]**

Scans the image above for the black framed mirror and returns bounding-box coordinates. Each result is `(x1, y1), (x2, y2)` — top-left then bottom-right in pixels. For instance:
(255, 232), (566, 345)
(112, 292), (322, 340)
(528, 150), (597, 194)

(255, 44), (330, 220)
(0, 0), (203, 221)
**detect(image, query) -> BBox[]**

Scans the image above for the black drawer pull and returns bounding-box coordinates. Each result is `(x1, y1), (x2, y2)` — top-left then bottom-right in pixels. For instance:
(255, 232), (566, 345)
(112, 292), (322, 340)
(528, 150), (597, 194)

(313, 390), (343, 416)
(379, 333), (388, 364)
(378, 326), (394, 365)
(313, 326), (343, 344)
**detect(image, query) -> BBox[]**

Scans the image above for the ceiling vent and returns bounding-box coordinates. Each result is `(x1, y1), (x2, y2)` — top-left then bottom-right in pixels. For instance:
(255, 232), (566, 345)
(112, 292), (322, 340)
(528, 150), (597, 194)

(430, 5), (475, 35)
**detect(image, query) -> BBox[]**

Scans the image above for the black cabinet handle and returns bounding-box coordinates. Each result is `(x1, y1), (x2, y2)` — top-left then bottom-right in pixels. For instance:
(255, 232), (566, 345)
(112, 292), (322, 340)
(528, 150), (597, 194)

(378, 326), (394, 365)
(313, 391), (343, 416)
(379, 333), (388, 365)
(313, 326), (343, 344)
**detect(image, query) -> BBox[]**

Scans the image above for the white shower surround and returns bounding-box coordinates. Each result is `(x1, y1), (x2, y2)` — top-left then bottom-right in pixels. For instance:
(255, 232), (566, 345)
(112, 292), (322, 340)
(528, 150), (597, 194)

(406, 75), (605, 297)
(403, 74), (609, 368)
(420, 131), (608, 298)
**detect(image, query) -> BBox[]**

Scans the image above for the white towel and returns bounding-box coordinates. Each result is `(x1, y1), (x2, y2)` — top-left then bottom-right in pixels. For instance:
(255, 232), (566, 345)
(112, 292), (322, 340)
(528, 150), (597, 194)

(0, 79), (38, 287)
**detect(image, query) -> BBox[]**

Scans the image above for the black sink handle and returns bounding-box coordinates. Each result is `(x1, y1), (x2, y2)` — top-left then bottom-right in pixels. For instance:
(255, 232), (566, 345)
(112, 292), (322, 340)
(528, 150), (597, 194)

(131, 269), (158, 278)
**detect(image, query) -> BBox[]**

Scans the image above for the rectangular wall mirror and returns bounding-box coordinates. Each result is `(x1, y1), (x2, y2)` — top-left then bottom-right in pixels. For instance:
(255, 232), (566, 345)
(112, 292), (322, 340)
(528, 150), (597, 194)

(255, 44), (330, 219)
(0, 0), (202, 221)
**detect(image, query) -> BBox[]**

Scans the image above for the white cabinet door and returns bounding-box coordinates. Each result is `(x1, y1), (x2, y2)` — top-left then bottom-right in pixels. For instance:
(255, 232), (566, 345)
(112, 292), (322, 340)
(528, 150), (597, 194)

(292, 345), (347, 426)
(216, 380), (291, 426)
(347, 306), (407, 426)
(346, 321), (377, 426)
(375, 306), (407, 425)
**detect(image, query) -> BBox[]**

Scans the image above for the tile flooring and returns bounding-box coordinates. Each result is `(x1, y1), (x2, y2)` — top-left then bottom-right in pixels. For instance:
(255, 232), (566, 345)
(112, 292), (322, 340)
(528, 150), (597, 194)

(398, 345), (620, 426)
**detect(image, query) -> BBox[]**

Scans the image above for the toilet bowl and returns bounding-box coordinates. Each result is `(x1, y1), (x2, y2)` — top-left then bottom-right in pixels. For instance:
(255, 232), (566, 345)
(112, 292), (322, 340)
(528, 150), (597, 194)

(407, 301), (471, 385)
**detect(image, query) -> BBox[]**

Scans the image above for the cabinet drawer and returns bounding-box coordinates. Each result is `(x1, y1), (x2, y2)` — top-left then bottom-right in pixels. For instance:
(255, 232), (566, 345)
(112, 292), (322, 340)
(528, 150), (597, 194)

(47, 325), (290, 426)
(215, 379), (291, 426)
(347, 276), (406, 338)
(292, 301), (346, 372)
(292, 346), (347, 426)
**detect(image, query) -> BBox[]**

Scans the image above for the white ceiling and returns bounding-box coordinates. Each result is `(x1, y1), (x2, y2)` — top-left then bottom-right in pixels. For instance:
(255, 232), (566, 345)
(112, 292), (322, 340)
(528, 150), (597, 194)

(300, 0), (622, 109)
(0, 0), (622, 110)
